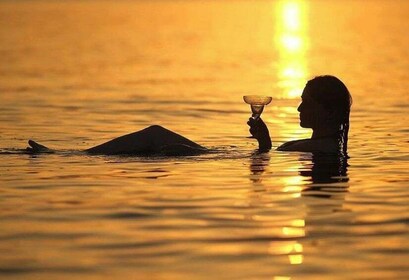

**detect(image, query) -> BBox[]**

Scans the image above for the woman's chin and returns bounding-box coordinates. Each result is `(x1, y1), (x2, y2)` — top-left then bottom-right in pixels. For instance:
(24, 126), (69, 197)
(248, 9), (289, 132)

(299, 121), (311, 128)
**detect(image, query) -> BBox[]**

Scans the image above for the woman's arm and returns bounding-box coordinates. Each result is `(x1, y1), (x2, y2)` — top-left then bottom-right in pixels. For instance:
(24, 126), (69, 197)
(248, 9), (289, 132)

(247, 119), (339, 154)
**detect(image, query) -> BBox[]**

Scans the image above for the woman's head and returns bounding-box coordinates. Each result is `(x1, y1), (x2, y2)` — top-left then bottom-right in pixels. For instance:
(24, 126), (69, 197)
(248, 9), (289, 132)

(298, 75), (352, 129)
(298, 75), (352, 154)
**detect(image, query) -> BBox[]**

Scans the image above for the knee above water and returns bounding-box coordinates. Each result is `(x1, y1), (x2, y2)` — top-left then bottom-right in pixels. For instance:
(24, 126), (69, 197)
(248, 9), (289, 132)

(146, 125), (165, 132)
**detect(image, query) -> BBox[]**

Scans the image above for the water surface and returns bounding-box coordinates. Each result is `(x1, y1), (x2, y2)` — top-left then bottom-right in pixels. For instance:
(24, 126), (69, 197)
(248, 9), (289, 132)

(0, 0), (408, 279)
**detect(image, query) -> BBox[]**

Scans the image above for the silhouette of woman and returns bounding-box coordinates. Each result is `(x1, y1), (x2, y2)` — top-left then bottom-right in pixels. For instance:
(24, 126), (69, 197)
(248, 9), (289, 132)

(27, 75), (352, 156)
(248, 75), (352, 155)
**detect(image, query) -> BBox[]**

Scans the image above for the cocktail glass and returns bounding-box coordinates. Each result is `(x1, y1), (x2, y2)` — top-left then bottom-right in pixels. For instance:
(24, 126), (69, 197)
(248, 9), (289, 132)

(243, 95), (272, 120)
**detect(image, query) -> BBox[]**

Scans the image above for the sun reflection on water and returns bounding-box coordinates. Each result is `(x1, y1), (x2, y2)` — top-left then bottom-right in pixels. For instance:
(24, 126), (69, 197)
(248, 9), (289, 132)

(275, 0), (309, 99)
(272, 1), (309, 267)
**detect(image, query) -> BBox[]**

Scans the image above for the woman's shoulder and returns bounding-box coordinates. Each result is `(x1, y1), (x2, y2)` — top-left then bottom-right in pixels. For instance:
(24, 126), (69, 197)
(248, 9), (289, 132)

(277, 137), (339, 153)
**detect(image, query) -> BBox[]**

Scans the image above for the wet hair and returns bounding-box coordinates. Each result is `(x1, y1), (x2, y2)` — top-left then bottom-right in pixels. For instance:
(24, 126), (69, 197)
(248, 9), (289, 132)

(305, 75), (352, 155)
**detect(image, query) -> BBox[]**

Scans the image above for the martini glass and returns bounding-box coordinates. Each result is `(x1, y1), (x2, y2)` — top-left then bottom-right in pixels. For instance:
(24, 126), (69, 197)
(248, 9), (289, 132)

(243, 95), (272, 120)
(243, 95), (272, 138)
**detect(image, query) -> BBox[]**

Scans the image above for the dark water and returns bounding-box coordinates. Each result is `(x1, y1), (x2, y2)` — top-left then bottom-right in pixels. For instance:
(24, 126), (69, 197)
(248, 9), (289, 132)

(0, 0), (408, 279)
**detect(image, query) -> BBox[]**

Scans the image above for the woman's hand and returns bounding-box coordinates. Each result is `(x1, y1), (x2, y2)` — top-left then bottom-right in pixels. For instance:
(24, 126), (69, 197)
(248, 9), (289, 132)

(247, 117), (269, 139)
(247, 118), (272, 151)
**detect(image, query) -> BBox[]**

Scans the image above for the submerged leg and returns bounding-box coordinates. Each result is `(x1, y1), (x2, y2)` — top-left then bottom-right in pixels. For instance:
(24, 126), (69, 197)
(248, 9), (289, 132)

(86, 125), (206, 155)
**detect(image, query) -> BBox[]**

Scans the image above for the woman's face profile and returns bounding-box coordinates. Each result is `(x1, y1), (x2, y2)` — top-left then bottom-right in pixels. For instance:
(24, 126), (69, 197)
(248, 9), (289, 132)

(298, 87), (315, 128)
(297, 86), (329, 129)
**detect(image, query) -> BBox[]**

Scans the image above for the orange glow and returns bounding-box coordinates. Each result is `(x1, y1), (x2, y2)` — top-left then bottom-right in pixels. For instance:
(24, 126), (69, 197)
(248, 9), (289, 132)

(291, 219), (305, 227)
(282, 175), (304, 197)
(289, 254), (304, 265)
(282, 226), (305, 237)
(275, 0), (309, 99)
(279, 172), (306, 265)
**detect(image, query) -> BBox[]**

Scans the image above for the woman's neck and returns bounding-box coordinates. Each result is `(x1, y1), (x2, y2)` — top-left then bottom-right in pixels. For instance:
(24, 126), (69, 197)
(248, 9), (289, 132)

(311, 127), (339, 139)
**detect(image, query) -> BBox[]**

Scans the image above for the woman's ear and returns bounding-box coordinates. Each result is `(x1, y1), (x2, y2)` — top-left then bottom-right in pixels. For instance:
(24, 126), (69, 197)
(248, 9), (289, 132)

(327, 108), (344, 125)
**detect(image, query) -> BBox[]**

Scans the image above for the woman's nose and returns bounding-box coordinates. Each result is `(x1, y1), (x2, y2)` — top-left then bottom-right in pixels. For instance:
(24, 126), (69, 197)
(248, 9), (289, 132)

(297, 103), (302, 112)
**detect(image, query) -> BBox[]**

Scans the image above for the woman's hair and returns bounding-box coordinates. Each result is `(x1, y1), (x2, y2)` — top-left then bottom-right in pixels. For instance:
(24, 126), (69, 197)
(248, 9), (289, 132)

(306, 75), (352, 155)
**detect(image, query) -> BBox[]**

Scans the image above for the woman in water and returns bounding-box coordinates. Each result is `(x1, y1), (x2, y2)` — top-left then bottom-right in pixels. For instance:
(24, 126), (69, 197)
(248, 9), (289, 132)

(250, 75), (352, 155)
(27, 75), (352, 156)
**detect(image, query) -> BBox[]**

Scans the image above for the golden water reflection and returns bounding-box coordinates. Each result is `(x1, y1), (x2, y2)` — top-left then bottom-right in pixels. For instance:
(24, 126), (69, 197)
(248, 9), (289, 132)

(273, 8), (310, 260)
(275, 0), (309, 99)
(248, 154), (305, 267)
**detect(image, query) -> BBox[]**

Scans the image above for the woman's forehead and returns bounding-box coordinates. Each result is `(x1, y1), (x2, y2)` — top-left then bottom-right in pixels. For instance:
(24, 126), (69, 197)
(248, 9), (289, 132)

(301, 88), (311, 99)
(301, 90), (320, 106)
(301, 85), (310, 97)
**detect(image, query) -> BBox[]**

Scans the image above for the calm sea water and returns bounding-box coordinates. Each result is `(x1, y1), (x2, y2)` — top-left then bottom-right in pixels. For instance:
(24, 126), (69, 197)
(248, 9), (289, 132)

(0, 0), (408, 279)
